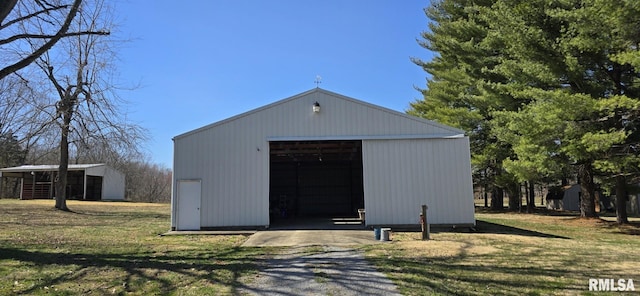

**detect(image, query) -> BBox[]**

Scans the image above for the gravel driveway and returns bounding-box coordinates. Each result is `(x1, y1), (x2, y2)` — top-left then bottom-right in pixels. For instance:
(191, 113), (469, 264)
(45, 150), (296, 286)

(237, 246), (401, 295)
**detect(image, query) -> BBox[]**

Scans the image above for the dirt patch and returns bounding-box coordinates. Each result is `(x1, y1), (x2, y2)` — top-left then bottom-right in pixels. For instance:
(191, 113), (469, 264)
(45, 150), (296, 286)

(561, 217), (611, 227)
(617, 224), (640, 235)
(562, 217), (640, 235)
(479, 233), (547, 245)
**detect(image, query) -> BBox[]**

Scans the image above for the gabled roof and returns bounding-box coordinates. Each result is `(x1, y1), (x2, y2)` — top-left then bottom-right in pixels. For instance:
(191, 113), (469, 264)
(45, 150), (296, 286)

(174, 88), (465, 140)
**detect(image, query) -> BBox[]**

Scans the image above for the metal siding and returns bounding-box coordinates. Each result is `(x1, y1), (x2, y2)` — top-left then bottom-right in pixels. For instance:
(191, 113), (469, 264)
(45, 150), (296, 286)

(362, 137), (474, 226)
(174, 116), (270, 227)
(101, 168), (125, 200)
(80, 165), (125, 200)
(173, 89), (471, 228)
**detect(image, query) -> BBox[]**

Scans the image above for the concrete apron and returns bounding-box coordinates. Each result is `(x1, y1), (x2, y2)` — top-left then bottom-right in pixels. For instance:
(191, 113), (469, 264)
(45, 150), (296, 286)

(241, 230), (380, 247)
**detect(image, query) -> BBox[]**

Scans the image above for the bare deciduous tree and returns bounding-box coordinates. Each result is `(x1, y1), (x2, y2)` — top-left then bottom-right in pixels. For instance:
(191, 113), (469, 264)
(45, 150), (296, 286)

(0, 75), (57, 164)
(29, 0), (146, 210)
(121, 160), (172, 203)
(0, 0), (111, 80)
(2, 1), (160, 206)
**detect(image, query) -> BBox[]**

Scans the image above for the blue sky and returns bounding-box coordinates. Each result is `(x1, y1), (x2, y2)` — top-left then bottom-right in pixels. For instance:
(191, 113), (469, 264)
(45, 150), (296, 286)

(115, 1), (434, 167)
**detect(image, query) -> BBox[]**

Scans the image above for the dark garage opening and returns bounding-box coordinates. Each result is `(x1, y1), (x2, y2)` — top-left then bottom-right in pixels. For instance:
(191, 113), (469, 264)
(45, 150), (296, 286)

(269, 140), (364, 226)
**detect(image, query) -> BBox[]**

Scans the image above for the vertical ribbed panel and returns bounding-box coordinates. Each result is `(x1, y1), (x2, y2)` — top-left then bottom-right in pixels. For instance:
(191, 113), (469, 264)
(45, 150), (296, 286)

(362, 138), (474, 226)
(172, 89), (472, 229)
(85, 165), (125, 200)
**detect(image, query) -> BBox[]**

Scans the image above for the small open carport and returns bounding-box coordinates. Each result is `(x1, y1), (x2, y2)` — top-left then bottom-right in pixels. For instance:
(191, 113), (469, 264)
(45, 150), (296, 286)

(0, 164), (125, 200)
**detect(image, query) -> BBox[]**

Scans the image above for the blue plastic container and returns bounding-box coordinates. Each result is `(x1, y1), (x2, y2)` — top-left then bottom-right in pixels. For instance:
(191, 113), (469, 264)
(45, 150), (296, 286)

(374, 227), (381, 240)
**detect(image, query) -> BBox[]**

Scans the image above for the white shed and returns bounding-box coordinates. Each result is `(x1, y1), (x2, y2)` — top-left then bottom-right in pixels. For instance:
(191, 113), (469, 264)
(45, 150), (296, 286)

(0, 164), (125, 200)
(171, 88), (475, 230)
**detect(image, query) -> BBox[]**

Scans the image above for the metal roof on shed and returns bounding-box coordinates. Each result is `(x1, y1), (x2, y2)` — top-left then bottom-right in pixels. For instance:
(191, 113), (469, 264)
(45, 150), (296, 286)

(0, 164), (106, 173)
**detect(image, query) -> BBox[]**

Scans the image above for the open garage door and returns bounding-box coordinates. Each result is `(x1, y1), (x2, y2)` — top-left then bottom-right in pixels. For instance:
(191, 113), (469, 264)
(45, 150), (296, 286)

(269, 140), (364, 220)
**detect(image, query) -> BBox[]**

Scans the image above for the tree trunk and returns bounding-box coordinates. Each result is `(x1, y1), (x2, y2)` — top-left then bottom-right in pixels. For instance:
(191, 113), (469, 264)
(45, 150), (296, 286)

(508, 184), (520, 211)
(577, 163), (597, 218)
(615, 175), (629, 224)
(484, 185), (488, 208)
(527, 181), (535, 213)
(491, 187), (504, 210)
(55, 127), (70, 211)
(55, 100), (73, 211)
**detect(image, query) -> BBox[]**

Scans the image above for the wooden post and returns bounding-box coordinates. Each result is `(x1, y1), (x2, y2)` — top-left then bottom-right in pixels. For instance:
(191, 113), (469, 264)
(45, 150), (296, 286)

(31, 172), (36, 199)
(421, 204), (430, 240)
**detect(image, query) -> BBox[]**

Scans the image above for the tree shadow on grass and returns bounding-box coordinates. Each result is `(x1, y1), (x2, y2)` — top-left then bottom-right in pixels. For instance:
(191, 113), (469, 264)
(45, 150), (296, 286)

(0, 206), (170, 228)
(366, 253), (601, 295)
(69, 209), (171, 223)
(473, 220), (570, 239)
(597, 220), (640, 235)
(0, 246), (264, 295)
(475, 206), (579, 217)
(476, 207), (640, 236)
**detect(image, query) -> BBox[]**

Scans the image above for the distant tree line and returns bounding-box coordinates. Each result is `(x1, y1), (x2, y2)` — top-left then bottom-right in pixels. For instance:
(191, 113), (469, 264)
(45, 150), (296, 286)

(411, 0), (639, 224)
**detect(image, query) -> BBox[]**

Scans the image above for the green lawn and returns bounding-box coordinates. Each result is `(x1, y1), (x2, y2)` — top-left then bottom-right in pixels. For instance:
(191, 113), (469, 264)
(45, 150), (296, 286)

(364, 210), (640, 295)
(1, 199), (638, 295)
(0, 199), (270, 295)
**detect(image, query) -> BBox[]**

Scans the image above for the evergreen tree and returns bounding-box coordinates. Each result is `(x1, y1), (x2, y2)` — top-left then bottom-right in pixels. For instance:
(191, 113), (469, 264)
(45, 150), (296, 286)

(410, 0), (521, 209)
(413, 0), (639, 221)
(0, 131), (26, 198)
(0, 131), (25, 167)
(488, 0), (640, 221)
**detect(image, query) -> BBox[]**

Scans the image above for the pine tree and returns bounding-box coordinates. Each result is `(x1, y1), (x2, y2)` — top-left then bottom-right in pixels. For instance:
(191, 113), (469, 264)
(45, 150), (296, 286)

(486, 0), (640, 220)
(410, 0), (521, 210)
(413, 0), (640, 221)
(0, 131), (25, 167)
(0, 131), (26, 197)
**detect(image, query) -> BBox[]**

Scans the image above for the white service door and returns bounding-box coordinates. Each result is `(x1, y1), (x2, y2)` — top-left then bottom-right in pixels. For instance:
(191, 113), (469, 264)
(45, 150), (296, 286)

(177, 180), (201, 230)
